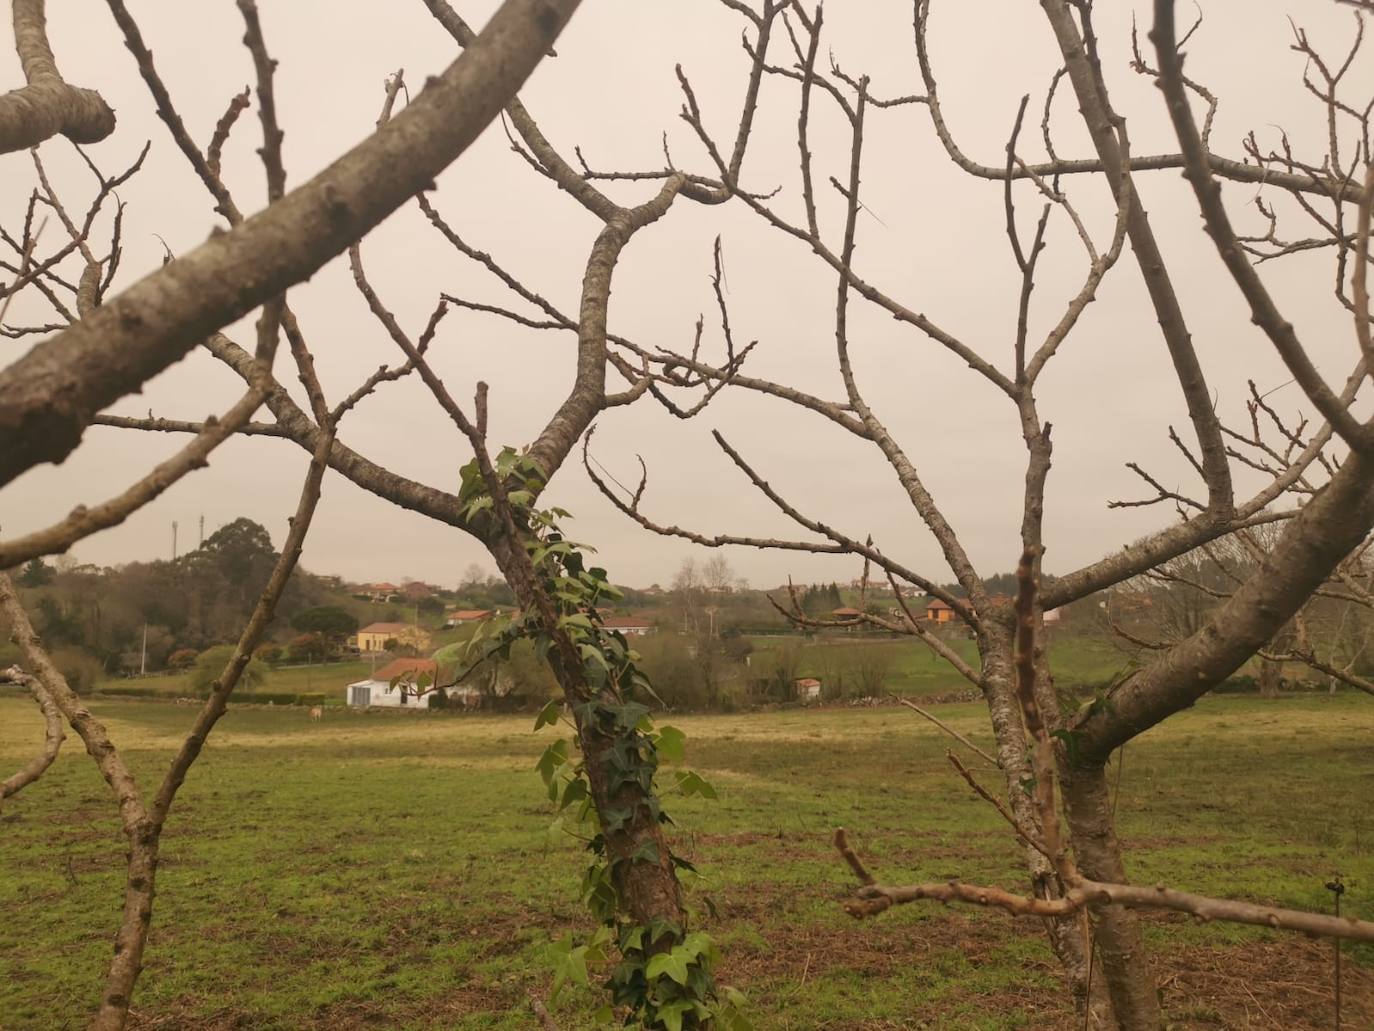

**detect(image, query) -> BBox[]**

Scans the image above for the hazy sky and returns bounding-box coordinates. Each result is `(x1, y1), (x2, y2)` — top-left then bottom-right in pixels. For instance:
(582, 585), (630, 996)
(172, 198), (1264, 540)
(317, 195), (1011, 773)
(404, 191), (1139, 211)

(2, 1), (1369, 590)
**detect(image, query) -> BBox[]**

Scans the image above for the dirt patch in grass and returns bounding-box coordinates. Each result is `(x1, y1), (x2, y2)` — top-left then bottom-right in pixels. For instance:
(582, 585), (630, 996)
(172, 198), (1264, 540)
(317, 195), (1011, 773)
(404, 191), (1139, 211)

(711, 890), (1368, 1031)
(124, 915), (1370, 1029)
(1157, 936), (1371, 1029)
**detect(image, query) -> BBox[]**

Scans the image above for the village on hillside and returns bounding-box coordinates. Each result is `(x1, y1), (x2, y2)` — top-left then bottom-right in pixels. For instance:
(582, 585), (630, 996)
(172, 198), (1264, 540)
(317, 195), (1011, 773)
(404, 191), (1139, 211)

(2, 536), (1331, 716)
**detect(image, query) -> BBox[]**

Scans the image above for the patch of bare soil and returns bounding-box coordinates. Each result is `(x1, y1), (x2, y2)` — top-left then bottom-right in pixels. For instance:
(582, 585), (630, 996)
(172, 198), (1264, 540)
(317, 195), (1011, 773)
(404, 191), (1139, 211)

(1155, 936), (1371, 1030)
(709, 886), (1369, 1030)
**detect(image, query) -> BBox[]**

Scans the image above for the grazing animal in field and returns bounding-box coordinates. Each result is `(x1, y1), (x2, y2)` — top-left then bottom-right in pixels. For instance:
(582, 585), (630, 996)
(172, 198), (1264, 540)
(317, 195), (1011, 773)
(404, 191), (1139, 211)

(309, 706), (323, 722)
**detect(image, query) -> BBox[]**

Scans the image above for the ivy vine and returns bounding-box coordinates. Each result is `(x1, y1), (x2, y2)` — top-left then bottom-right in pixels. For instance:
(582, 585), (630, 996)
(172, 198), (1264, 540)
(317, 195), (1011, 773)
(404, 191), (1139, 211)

(457, 450), (751, 1030)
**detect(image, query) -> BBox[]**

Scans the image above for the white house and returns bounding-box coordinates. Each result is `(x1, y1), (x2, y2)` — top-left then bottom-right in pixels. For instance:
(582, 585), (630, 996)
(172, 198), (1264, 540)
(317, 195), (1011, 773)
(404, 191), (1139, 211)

(345, 657), (474, 709)
(602, 615), (655, 636)
(442, 608), (494, 629)
(795, 677), (822, 702)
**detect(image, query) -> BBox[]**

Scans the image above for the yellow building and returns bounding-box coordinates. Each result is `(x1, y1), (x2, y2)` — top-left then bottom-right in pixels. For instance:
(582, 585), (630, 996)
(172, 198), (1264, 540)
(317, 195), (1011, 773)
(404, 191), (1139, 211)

(355, 622), (432, 653)
(925, 599), (957, 623)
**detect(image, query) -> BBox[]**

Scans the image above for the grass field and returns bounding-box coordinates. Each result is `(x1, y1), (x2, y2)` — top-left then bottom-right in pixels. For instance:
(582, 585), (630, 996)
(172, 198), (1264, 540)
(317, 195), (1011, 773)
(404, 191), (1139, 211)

(750, 631), (1130, 698)
(2, 693), (1370, 1029)
(97, 628), (1127, 707)
(96, 661), (374, 702)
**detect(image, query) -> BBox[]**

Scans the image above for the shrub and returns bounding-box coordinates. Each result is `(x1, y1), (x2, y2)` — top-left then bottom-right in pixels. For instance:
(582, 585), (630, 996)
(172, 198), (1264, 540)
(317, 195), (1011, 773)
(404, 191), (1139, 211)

(287, 633), (329, 662)
(253, 643), (284, 665)
(51, 647), (103, 692)
(190, 646), (268, 696)
(167, 648), (199, 670)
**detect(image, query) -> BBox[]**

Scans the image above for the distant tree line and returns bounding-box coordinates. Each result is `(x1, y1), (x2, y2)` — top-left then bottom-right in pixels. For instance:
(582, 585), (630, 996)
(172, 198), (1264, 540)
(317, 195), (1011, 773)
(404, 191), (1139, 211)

(1, 517), (334, 683)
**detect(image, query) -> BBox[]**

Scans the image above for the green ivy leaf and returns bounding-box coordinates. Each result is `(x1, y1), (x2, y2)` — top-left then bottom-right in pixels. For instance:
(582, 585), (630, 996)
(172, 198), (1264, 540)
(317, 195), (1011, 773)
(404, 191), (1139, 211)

(534, 699), (561, 730)
(580, 645), (610, 670)
(681, 931), (716, 963)
(656, 726), (686, 764)
(714, 987), (754, 1030)
(559, 777), (589, 811)
(548, 935), (589, 998)
(645, 948), (691, 986)
(462, 495), (493, 518)
(657, 998), (695, 1031)
(630, 839), (661, 865)
(536, 739), (570, 787)
(1050, 728), (1080, 765)
(612, 701), (651, 732)
(601, 806), (632, 834)
(675, 771), (718, 800)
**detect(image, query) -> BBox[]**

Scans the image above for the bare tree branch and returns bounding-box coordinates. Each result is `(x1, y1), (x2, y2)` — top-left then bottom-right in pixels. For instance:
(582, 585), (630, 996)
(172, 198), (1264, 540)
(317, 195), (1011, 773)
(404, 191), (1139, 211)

(0, 0), (116, 153)
(0, 0), (582, 488)
(0, 664), (64, 804)
(1151, 0), (1374, 454)
(898, 700), (999, 768)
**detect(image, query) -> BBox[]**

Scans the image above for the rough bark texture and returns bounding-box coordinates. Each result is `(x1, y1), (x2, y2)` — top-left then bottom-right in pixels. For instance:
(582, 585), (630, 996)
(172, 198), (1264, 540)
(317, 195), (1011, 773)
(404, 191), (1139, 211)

(1257, 657), (1282, 698)
(1060, 764), (1161, 1030)
(0, 0), (580, 488)
(527, 181), (683, 481)
(0, 0), (116, 153)
(576, 710), (686, 929)
(977, 622), (1113, 1026)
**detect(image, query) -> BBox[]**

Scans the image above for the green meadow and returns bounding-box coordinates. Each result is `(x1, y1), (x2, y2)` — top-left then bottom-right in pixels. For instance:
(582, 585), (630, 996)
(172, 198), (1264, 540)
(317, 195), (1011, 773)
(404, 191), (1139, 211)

(1, 692), (1370, 1029)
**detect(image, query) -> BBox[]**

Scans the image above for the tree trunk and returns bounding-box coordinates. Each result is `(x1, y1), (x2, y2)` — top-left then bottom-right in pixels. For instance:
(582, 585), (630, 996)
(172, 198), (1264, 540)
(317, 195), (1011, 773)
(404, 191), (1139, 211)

(978, 624), (1116, 1028)
(1257, 657), (1282, 698)
(486, 534), (687, 936)
(572, 693), (685, 929)
(1059, 761), (1164, 1030)
(93, 823), (161, 1031)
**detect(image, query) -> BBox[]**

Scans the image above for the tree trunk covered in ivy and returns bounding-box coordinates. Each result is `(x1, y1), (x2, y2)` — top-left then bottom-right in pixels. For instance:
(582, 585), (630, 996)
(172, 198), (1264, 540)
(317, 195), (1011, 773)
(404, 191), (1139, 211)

(486, 532), (687, 934)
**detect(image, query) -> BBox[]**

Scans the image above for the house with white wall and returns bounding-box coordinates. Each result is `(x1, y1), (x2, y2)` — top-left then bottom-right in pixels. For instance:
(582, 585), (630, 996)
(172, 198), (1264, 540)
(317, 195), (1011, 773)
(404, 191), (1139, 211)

(344, 657), (477, 709)
(602, 615), (655, 636)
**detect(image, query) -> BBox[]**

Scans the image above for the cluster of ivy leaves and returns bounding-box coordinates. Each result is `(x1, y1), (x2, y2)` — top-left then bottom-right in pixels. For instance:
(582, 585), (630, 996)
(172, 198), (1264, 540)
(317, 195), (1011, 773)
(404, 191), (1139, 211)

(457, 450), (751, 1030)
